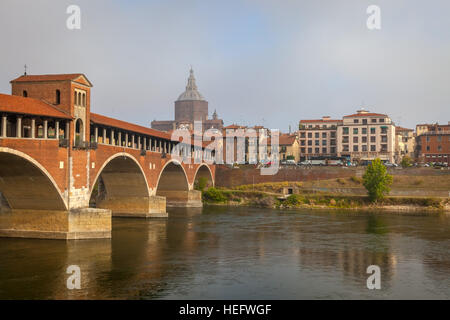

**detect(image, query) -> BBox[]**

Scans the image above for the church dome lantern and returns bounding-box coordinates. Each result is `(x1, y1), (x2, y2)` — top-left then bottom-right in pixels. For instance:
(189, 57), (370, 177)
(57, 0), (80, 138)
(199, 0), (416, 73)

(177, 68), (205, 101)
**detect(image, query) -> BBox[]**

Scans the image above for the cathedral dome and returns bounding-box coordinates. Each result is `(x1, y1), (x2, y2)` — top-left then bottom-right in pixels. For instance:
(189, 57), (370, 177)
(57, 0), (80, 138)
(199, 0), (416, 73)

(177, 68), (205, 101)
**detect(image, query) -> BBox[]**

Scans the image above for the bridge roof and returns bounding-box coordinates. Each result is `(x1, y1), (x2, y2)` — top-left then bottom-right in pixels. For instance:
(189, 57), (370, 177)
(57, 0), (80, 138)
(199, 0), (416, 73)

(90, 113), (171, 140)
(0, 93), (72, 119)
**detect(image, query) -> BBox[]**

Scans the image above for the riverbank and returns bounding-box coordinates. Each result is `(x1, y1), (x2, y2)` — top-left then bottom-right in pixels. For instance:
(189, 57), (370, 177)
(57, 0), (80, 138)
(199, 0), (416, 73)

(202, 187), (450, 213)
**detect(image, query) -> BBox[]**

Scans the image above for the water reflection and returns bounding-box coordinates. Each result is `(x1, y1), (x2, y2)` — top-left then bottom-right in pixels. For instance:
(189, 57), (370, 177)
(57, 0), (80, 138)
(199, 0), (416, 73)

(0, 207), (449, 299)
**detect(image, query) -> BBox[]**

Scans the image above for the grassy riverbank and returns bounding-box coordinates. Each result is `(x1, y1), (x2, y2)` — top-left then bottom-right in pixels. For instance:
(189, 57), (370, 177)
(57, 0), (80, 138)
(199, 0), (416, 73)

(202, 186), (450, 212)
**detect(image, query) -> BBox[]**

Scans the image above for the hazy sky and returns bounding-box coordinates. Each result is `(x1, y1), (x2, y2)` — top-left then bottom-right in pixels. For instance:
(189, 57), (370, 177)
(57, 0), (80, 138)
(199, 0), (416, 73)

(0, 0), (449, 131)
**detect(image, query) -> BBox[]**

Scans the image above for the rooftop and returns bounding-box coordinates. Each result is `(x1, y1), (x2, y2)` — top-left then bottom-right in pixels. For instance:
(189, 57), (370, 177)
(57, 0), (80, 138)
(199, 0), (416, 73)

(10, 74), (93, 87)
(90, 113), (171, 140)
(0, 93), (72, 119)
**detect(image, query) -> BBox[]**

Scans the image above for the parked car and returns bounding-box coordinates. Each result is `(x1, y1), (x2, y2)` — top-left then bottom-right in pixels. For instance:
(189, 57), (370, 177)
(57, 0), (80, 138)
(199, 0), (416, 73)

(384, 162), (398, 167)
(286, 159), (297, 165)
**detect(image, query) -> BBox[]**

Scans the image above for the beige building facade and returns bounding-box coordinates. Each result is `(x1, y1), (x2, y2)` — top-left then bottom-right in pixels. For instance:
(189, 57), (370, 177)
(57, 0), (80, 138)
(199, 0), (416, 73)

(337, 109), (396, 163)
(394, 126), (415, 163)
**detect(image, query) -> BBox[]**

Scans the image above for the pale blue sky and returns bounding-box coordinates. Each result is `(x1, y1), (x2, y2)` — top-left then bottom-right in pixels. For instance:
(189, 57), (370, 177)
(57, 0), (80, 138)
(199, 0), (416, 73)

(0, 0), (449, 130)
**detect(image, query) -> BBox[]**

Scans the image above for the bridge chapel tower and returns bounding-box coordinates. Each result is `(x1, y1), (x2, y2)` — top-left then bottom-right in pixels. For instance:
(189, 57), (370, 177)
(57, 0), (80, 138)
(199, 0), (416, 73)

(10, 74), (93, 146)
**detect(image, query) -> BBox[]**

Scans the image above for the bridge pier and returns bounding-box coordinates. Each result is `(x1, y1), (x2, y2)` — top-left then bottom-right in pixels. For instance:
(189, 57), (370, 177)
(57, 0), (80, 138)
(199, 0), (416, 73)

(96, 195), (168, 218)
(0, 207), (111, 240)
(158, 190), (203, 208)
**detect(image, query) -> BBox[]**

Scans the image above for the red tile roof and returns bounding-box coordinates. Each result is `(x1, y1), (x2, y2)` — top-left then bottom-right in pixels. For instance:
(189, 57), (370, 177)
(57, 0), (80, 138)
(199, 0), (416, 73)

(90, 113), (171, 140)
(0, 93), (72, 119)
(343, 112), (387, 117)
(395, 126), (413, 132)
(10, 74), (93, 86)
(264, 134), (298, 146)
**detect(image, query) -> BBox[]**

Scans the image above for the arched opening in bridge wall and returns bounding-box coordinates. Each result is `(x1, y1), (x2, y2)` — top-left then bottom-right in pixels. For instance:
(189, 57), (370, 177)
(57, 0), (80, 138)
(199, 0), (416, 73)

(75, 118), (83, 144)
(90, 154), (151, 215)
(156, 161), (193, 207)
(194, 164), (214, 191)
(0, 150), (67, 211)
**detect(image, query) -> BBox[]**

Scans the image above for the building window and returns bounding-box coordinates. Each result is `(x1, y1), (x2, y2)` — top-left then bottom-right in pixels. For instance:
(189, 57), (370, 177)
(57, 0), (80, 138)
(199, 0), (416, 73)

(82, 93), (86, 107)
(301, 148), (305, 154)
(426, 136), (430, 142)
(371, 119), (377, 123)
(370, 136), (376, 143)
(308, 148), (312, 153)
(23, 90), (28, 97)
(308, 140), (312, 146)
(362, 136), (367, 143)
(308, 132), (312, 138)
(300, 132), (305, 138)
(438, 145), (442, 151)
(437, 136), (442, 142)
(370, 145), (376, 152)
(353, 145), (358, 152)
(315, 148), (320, 153)
(343, 145), (349, 152)
(330, 132), (336, 138)
(315, 132), (319, 138)
(353, 128), (358, 134)
(322, 140), (327, 145)
(362, 128), (367, 134)
(362, 119), (367, 124)
(370, 127), (376, 134)
(381, 127), (388, 134)
(300, 140), (305, 146)
(426, 146), (430, 151)
(322, 132), (327, 138)
(381, 135), (387, 143)
(353, 137), (358, 143)
(330, 147), (336, 153)
(74, 91), (78, 105)
(362, 145), (367, 152)
(379, 118), (385, 123)
(354, 119), (359, 124)
(343, 127), (349, 134)
(78, 92), (82, 106)
(342, 136), (349, 143)
(56, 90), (61, 105)
(315, 140), (319, 146)
(381, 144), (388, 152)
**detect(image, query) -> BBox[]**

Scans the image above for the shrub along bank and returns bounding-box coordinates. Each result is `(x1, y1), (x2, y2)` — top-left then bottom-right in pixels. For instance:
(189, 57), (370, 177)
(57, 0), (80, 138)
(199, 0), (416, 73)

(202, 187), (449, 212)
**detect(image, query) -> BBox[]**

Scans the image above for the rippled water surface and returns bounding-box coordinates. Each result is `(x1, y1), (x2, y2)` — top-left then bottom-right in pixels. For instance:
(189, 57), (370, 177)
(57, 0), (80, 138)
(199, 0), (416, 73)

(0, 207), (449, 299)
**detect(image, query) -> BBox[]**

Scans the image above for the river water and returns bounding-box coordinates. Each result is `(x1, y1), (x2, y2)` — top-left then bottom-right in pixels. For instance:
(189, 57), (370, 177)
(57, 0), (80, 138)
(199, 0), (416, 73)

(0, 206), (449, 299)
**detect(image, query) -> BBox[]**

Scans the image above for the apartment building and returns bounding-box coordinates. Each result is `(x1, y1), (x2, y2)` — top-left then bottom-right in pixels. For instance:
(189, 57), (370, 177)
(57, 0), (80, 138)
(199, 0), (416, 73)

(337, 109), (396, 163)
(415, 122), (450, 164)
(298, 116), (341, 160)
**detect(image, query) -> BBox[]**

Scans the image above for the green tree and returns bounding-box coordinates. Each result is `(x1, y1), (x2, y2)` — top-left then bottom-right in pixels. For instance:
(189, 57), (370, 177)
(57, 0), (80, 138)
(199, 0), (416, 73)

(400, 155), (413, 168)
(363, 158), (393, 202)
(195, 177), (208, 192)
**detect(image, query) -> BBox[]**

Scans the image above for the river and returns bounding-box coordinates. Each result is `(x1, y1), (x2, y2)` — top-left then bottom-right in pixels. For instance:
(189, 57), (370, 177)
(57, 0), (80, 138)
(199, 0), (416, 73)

(0, 206), (449, 299)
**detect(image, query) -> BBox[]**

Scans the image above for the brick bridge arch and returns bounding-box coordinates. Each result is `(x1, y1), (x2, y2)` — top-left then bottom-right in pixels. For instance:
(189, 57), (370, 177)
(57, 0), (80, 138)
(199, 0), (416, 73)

(90, 152), (151, 215)
(0, 147), (68, 211)
(193, 163), (215, 188)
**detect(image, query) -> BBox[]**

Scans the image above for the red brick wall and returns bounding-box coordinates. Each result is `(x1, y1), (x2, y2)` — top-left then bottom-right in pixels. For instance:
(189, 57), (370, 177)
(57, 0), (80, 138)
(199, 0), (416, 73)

(12, 81), (73, 114)
(0, 138), (68, 193)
